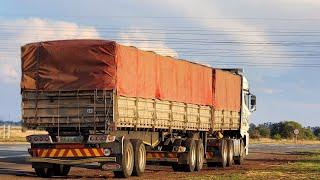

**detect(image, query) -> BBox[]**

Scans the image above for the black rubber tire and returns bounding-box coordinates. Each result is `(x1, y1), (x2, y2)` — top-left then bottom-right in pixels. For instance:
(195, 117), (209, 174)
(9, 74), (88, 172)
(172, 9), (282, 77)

(53, 164), (71, 176)
(131, 139), (146, 176)
(34, 167), (54, 178)
(183, 138), (197, 172)
(172, 163), (184, 172)
(227, 140), (234, 167)
(219, 139), (228, 168)
(207, 162), (218, 167)
(195, 140), (204, 171)
(114, 139), (134, 178)
(235, 139), (245, 165)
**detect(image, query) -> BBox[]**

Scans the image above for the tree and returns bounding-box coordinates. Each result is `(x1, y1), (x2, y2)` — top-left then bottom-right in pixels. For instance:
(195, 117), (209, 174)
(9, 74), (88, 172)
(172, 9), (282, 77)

(313, 127), (320, 139)
(257, 125), (270, 138)
(302, 128), (315, 140)
(249, 123), (257, 135)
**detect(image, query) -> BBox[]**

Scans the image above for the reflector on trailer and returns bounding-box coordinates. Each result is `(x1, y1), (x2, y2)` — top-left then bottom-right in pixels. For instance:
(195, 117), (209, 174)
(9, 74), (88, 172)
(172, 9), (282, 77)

(26, 135), (53, 144)
(56, 136), (84, 143)
(87, 135), (116, 144)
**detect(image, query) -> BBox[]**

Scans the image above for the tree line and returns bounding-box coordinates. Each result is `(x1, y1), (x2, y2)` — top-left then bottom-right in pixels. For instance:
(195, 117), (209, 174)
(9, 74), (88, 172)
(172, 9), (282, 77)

(0, 120), (22, 126)
(249, 121), (320, 140)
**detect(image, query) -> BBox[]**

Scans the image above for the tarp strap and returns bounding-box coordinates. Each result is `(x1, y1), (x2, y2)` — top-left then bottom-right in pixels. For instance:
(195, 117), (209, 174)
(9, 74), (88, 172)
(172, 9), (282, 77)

(34, 43), (41, 121)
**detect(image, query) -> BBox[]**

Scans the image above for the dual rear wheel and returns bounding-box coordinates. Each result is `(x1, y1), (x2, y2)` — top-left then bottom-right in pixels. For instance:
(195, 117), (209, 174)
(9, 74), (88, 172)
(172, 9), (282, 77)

(34, 164), (70, 178)
(234, 139), (245, 165)
(207, 139), (234, 168)
(172, 138), (204, 172)
(113, 139), (146, 178)
(221, 139), (244, 167)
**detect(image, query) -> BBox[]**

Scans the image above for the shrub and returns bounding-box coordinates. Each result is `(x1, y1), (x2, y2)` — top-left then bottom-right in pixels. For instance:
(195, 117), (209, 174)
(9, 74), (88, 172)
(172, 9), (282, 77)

(273, 133), (281, 140)
(257, 125), (270, 138)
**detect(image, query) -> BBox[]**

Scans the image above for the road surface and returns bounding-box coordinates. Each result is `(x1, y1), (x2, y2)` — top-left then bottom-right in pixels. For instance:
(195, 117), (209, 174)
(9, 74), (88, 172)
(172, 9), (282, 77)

(0, 143), (319, 179)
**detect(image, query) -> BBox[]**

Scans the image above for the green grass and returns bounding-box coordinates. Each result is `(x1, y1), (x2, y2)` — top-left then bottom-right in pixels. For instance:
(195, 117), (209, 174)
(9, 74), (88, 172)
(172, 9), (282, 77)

(189, 151), (320, 180)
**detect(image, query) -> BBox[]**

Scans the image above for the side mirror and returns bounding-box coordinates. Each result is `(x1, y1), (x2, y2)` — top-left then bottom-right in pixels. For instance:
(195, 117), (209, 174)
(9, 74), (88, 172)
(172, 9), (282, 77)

(250, 94), (256, 111)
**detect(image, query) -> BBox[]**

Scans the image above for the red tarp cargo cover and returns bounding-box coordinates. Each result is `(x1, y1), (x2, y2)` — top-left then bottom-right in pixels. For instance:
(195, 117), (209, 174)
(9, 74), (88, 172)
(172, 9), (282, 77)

(21, 40), (213, 106)
(21, 40), (117, 90)
(21, 40), (241, 110)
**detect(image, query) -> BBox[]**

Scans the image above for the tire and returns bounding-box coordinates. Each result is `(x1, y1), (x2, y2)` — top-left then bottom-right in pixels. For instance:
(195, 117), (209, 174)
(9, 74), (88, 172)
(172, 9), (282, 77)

(114, 139), (134, 178)
(34, 167), (54, 178)
(172, 163), (184, 172)
(131, 139), (146, 176)
(53, 164), (71, 176)
(227, 140), (234, 167)
(207, 162), (218, 167)
(235, 139), (245, 165)
(219, 139), (228, 168)
(195, 140), (204, 171)
(183, 138), (197, 172)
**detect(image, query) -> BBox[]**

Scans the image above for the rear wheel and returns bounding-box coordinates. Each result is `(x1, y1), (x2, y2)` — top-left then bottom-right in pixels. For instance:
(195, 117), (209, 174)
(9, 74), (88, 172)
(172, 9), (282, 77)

(114, 139), (134, 178)
(34, 167), (54, 178)
(227, 140), (234, 167)
(53, 164), (71, 176)
(219, 139), (228, 168)
(235, 139), (245, 165)
(131, 139), (146, 176)
(172, 164), (184, 172)
(172, 138), (197, 172)
(183, 138), (196, 172)
(195, 140), (204, 171)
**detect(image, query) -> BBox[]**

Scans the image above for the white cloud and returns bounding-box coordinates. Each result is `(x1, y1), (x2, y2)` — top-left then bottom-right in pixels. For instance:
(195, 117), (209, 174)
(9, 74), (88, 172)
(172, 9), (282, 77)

(155, 1), (290, 65)
(0, 64), (19, 83)
(0, 18), (100, 84)
(118, 29), (178, 57)
(280, 0), (320, 6)
(258, 88), (283, 95)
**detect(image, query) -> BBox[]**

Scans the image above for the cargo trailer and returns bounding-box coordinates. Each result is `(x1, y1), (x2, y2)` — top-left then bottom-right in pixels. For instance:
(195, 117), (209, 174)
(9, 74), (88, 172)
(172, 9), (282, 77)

(21, 40), (256, 178)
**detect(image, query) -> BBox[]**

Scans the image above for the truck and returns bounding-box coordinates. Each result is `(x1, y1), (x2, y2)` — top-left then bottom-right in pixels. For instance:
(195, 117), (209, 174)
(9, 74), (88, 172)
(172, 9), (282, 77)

(21, 39), (256, 178)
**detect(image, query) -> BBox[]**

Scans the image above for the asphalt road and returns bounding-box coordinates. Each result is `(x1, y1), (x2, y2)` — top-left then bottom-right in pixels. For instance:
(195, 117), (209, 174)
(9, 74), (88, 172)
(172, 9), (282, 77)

(0, 143), (319, 179)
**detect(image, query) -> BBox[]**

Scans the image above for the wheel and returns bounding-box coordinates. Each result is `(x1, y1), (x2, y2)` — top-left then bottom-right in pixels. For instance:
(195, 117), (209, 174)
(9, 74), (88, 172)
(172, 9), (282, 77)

(131, 139), (146, 176)
(207, 162), (218, 167)
(227, 139), (234, 167)
(53, 164), (71, 176)
(219, 139), (228, 168)
(195, 139), (204, 171)
(172, 163), (184, 171)
(183, 138), (196, 172)
(114, 139), (134, 178)
(34, 167), (54, 178)
(235, 139), (245, 165)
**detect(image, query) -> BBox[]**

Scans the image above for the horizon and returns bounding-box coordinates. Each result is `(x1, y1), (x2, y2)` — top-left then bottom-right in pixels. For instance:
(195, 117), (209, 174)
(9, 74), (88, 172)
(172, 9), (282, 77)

(0, 0), (320, 126)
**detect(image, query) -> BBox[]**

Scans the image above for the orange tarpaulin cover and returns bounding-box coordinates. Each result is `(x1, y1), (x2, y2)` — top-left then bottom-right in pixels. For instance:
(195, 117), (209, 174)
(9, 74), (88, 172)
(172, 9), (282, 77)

(116, 45), (213, 105)
(21, 40), (241, 109)
(213, 69), (241, 111)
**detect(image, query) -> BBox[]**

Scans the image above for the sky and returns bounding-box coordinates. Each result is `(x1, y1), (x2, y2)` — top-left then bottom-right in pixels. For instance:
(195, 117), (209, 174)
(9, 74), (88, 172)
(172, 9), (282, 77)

(0, 0), (319, 126)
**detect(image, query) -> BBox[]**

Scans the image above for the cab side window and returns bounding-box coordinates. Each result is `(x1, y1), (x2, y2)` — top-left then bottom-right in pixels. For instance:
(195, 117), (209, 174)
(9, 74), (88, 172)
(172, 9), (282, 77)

(244, 93), (250, 109)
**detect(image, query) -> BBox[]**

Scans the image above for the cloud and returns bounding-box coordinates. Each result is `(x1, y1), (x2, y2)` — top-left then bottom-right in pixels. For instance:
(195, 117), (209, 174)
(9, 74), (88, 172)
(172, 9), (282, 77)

(0, 18), (100, 84)
(155, 1), (290, 65)
(280, 0), (320, 5)
(118, 29), (178, 57)
(0, 64), (19, 83)
(258, 88), (283, 95)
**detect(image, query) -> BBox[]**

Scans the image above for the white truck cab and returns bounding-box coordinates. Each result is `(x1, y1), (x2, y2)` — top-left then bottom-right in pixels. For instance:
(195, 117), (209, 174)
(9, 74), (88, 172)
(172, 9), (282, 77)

(241, 76), (257, 155)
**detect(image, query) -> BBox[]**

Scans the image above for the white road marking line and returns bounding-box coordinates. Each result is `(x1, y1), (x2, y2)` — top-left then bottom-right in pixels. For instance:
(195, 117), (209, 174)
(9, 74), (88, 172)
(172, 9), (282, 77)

(0, 154), (29, 159)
